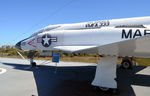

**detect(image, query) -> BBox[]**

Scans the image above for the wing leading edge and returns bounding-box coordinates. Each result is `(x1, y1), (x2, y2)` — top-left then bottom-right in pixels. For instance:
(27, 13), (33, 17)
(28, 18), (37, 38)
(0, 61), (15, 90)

(53, 46), (97, 52)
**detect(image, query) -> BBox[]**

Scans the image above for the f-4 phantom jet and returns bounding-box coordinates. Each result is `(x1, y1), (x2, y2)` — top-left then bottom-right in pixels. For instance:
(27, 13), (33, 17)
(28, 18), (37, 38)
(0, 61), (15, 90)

(15, 16), (150, 92)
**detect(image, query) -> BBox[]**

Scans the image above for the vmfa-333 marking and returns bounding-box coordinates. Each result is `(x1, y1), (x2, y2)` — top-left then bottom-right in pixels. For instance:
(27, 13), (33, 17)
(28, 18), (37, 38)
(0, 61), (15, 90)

(15, 16), (150, 92)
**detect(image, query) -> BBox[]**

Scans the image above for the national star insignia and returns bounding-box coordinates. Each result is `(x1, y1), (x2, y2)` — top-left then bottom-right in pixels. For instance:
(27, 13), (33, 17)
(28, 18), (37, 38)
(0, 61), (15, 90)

(43, 35), (50, 45)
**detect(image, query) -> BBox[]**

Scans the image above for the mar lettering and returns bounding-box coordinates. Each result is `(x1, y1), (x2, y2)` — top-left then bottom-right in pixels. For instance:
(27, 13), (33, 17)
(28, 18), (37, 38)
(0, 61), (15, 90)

(122, 29), (150, 39)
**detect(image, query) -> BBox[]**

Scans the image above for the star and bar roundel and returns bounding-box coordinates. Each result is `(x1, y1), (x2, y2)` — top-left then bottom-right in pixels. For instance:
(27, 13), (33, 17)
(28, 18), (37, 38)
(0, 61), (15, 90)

(37, 34), (57, 47)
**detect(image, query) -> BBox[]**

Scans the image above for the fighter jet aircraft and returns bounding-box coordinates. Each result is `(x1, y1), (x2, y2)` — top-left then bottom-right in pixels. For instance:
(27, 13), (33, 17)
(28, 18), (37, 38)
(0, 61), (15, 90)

(15, 16), (150, 92)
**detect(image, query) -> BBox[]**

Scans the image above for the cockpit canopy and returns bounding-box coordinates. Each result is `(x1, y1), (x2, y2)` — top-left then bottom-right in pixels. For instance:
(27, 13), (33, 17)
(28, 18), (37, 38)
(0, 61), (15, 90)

(30, 25), (61, 37)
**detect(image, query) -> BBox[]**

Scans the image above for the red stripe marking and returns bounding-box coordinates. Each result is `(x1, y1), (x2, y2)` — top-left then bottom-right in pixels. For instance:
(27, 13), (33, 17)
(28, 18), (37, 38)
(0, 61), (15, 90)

(28, 39), (37, 47)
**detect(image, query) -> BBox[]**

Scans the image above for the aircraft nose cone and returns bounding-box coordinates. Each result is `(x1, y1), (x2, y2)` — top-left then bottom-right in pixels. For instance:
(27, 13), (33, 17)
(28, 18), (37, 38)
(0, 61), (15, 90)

(15, 41), (22, 50)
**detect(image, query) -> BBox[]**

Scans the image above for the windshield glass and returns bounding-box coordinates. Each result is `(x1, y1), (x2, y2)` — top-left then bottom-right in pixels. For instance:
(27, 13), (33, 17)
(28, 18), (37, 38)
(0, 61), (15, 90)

(29, 25), (61, 37)
(30, 29), (44, 37)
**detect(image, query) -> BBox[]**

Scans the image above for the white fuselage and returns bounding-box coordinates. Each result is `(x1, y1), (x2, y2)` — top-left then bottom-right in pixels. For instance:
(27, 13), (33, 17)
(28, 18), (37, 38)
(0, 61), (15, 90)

(15, 16), (150, 57)
(31, 16), (150, 36)
(21, 27), (150, 51)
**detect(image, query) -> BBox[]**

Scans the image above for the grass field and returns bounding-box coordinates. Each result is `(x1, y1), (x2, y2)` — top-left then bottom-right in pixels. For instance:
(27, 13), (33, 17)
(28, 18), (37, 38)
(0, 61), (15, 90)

(1, 55), (150, 66)
(135, 58), (150, 66)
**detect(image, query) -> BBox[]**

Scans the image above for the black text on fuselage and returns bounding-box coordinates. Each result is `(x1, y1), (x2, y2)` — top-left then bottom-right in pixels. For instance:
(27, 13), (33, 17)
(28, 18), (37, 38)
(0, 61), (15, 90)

(122, 29), (150, 39)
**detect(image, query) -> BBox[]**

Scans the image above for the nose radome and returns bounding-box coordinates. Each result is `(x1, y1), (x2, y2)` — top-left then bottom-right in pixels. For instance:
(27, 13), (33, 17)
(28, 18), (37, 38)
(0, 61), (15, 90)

(15, 41), (22, 50)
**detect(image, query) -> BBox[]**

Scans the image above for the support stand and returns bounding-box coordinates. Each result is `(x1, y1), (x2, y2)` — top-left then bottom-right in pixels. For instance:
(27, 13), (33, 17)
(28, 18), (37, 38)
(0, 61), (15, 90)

(92, 56), (117, 89)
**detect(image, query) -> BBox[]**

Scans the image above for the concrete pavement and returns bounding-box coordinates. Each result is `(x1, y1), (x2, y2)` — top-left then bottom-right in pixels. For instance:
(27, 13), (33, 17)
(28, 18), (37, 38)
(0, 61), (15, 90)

(0, 57), (150, 96)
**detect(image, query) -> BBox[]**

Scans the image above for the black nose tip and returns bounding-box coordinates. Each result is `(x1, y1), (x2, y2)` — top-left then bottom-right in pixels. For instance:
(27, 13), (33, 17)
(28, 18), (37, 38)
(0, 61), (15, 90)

(15, 41), (22, 50)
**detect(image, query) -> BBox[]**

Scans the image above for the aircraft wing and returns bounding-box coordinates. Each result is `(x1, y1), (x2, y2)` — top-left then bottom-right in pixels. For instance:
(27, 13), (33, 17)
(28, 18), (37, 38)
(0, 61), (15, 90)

(95, 35), (150, 58)
(54, 36), (150, 58)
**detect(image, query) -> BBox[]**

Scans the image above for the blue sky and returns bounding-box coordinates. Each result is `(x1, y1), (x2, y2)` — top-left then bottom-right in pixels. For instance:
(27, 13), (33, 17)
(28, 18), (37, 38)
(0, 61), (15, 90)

(0, 0), (150, 46)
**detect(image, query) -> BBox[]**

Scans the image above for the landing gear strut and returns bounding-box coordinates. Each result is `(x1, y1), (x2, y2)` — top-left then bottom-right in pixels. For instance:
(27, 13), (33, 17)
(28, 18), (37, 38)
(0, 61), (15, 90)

(27, 51), (37, 68)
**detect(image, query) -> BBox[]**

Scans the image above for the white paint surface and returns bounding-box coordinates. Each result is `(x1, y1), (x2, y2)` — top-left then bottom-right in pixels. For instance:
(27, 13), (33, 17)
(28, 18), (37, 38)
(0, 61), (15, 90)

(0, 68), (7, 75)
(132, 85), (150, 96)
